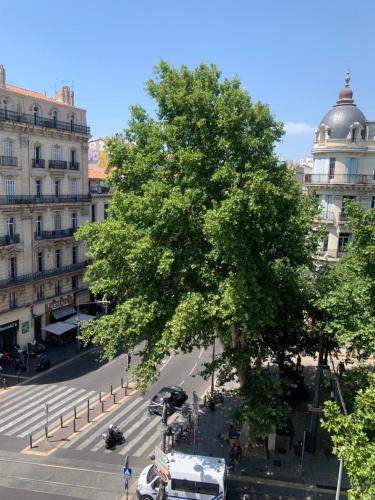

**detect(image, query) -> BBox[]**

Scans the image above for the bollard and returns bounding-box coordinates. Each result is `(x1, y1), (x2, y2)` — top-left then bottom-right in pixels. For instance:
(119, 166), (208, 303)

(87, 409), (90, 423)
(2, 377), (5, 390)
(113, 392), (116, 404)
(29, 434), (33, 449)
(121, 377), (123, 388)
(45, 425), (48, 438)
(73, 419), (76, 433)
(124, 386), (127, 396)
(102, 400), (105, 413)
(110, 384), (113, 395)
(99, 391), (102, 403)
(60, 415), (63, 428)
(87, 399), (90, 412)
(74, 406), (77, 419)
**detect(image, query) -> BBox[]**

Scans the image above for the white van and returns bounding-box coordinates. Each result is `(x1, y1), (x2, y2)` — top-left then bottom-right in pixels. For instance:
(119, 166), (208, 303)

(136, 452), (227, 499)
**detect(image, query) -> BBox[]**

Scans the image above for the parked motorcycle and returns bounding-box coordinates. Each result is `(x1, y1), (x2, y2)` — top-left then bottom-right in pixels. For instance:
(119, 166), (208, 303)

(102, 427), (125, 449)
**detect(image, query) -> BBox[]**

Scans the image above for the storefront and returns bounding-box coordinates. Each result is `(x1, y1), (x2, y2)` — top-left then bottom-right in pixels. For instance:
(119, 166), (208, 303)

(0, 320), (19, 351)
(45, 296), (76, 325)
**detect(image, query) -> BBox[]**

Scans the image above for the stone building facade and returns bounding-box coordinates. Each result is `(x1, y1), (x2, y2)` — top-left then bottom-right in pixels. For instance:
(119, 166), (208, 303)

(0, 65), (91, 349)
(304, 73), (375, 262)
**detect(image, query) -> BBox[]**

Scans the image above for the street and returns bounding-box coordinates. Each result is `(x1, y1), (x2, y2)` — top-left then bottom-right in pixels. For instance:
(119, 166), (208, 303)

(0, 346), (214, 498)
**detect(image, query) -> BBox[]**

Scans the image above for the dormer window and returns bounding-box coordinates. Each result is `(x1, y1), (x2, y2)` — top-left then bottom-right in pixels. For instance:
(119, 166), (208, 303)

(351, 128), (357, 143)
(33, 106), (39, 125)
(52, 110), (57, 128)
(70, 114), (74, 132)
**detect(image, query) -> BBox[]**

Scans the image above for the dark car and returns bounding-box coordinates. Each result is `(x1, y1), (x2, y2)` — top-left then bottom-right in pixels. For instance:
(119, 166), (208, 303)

(148, 386), (188, 415)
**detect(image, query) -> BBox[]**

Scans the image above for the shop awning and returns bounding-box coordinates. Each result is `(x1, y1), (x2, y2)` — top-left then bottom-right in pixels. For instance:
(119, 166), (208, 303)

(51, 305), (76, 321)
(64, 314), (96, 325)
(42, 322), (75, 336)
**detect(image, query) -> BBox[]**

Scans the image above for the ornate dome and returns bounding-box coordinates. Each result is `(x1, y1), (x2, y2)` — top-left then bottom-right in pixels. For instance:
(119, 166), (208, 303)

(319, 72), (366, 139)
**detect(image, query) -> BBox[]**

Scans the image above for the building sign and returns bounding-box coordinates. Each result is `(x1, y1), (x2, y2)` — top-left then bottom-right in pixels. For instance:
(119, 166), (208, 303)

(46, 295), (74, 313)
(21, 321), (30, 334)
(0, 320), (19, 334)
(154, 446), (169, 482)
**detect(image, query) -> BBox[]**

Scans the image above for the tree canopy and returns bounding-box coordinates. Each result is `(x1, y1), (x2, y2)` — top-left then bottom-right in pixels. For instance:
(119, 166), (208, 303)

(77, 61), (319, 434)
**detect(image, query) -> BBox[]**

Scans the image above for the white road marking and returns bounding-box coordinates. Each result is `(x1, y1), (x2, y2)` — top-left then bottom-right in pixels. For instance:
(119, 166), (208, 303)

(77, 397), (143, 451)
(0, 385), (30, 405)
(0, 384), (56, 413)
(118, 415), (160, 455)
(178, 380), (185, 386)
(18, 390), (97, 438)
(198, 348), (205, 359)
(160, 354), (173, 371)
(133, 424), (162, 457)
(188, 362), (197, 376)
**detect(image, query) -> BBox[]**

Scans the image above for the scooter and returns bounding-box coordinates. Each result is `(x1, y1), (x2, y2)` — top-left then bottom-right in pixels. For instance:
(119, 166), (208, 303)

(102, 428), (125, 449)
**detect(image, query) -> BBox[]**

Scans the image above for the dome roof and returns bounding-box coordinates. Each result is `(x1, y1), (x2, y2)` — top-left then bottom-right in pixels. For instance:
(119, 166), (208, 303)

(319, 72), (366, 139)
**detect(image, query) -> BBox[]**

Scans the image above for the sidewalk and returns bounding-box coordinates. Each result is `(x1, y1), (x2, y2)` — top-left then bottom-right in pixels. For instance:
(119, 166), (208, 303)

(0, 343), (95, 388)
(173, 391), (349, 498)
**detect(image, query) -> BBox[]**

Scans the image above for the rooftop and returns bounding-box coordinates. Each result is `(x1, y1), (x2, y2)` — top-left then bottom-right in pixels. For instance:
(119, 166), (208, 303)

(88, 166), (108, 180)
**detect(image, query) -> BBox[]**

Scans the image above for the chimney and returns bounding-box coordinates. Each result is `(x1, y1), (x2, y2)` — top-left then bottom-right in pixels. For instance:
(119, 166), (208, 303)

(55, 85), (74, 106)
(0, 65), (5, 87)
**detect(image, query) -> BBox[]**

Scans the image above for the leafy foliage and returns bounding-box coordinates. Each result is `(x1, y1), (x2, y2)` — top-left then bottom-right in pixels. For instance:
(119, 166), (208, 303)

(322, 374), (375, 499)
(77, 62), (319, 430)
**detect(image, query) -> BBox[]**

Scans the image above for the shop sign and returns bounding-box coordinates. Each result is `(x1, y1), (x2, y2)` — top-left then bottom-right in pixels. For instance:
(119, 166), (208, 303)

(21, 321), (30, 334)
(47, 295), (73, 312)
(0, 320), (19, 333)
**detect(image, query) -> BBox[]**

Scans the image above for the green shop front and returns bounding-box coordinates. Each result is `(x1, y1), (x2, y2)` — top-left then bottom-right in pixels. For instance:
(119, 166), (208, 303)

(0, 320), (19, 351)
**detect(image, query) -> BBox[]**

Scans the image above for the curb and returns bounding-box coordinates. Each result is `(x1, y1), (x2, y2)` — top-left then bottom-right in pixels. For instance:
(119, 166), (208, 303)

(18, 346), (99, 386)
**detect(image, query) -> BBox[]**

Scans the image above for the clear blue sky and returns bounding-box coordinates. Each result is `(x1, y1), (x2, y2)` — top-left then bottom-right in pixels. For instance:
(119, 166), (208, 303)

(2, 0), (375, 161)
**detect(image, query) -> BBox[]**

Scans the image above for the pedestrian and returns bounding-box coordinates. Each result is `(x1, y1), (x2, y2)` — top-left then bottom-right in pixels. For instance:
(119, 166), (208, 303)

(296, 354), (302, 372)
(235, 444), (243, 463)
(338, 361), (345, 377)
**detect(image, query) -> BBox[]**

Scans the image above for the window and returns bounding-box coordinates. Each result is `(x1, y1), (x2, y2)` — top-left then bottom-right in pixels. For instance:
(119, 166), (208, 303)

(35, 215), (43, 236)
(72, 246), (77, 264)
(4, 140), (13, 158)
(6, 217), (15, 239)
(52, 110), (57, 128)
(71, 149), (76, 164)
(71, 213), (77, 229)
(372, 196), (375, 209)
(329, 158), (335, 179)
(338, 233), (351, 254)
(9, 256), (17, 279)
(318, 233), (329, 253)
(70, 115), (74, 132)
(71, 275), (77, 290)
(70, 179), (78, 196)
(5, 178), (15, 197)
(171, 479), (219, 496)
(52, 145), (61, 161)
(54, 180), (60, 197)
(351, 128), (357, 142)
(2, 99), (8, 118)
(344, 157), (358, 181)
(35, 179), (42, 198)
(55, 280), (61, 295)
(34, 144), (41, 164)
(104, 203), (109, 219)
(91, 204), (96, 222)
(36, 284), (44, 300)
(54, 212), (62, 230)
(9, 292), (17, 309)
(37, 251), (44, 272)
(55, 249), (61, 269)
(33, 106), (39, 125)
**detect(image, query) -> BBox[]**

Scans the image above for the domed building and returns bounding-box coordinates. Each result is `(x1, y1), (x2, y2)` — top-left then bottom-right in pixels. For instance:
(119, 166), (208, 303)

(305, 72), (375, 261)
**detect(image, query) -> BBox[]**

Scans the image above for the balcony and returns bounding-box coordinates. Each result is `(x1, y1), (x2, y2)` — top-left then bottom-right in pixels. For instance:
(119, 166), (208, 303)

(90, 185), (110, 194)
(32, 159), (45, 168)
(0, 259), (91, 290)
(0, 108), (90, 135)
(0, 234), (20, 246)
(69, 162), (80, 171)
(34, 228), (77, 240)
(0, 194), (91, 205)
(0, 156), (18, 167)
(304, 174), (375, 185)
(49, 160), (67, 170)
(316, 211), (335, 222)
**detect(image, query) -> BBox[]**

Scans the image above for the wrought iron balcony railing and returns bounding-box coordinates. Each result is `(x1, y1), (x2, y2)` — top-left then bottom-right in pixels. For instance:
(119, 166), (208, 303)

(32, 159), (45, 168)
(0, 156), (18, 167)
(0, 259), (91, 290)
(34, 228), (77, 240)
(0, 234), (20, 246)
(304, 174), (375, 185)
(49, 160), (67, 169)
(316, 211), (334, 222)
(69, 162), (80, 171)
(0, 194), (90, 205)
(0, 108), (90, 135)
(90, 185), (110, 194)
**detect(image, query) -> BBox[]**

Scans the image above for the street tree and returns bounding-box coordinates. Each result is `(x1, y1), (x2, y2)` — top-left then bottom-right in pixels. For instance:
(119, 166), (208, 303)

(77, 61), (319, 436)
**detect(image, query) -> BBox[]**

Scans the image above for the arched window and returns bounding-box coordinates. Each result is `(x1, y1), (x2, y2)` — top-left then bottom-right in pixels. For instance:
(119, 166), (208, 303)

(52, 110), (57, 128)
(33, 106), (39, 125)
(51, 145), (61, 161)
(2, 99), (8, 119)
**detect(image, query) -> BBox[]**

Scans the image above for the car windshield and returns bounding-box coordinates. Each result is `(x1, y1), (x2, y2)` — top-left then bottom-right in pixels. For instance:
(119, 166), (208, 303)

(147, 465), (158, 483)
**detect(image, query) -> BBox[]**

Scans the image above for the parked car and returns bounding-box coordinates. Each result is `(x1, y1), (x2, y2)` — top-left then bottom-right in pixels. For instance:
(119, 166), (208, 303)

(148, 386), (188, 415)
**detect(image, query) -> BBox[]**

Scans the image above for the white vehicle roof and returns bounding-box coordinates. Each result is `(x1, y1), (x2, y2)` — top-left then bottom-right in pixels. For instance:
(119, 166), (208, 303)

(166, 452), (226, 483)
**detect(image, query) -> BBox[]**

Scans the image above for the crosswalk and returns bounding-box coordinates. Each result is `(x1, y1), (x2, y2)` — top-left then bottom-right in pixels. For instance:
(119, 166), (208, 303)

(0, 384), (164, 458)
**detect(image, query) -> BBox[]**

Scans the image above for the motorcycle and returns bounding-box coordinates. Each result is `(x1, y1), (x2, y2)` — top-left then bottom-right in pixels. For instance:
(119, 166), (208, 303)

(102, 427), (125, 449)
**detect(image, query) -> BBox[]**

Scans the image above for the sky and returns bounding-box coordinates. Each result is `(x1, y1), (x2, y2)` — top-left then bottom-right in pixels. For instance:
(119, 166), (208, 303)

(2, 0), (375, 162)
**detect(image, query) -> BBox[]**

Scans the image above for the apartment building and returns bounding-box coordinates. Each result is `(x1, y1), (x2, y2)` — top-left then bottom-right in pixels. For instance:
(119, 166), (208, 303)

(0, 65), (91, 349)
(89, 165), (110, 222)
(304, 73), (375, 262)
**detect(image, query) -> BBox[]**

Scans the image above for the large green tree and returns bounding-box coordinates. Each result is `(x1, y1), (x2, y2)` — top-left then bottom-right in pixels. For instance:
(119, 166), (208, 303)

(77, 62), (319, 435)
